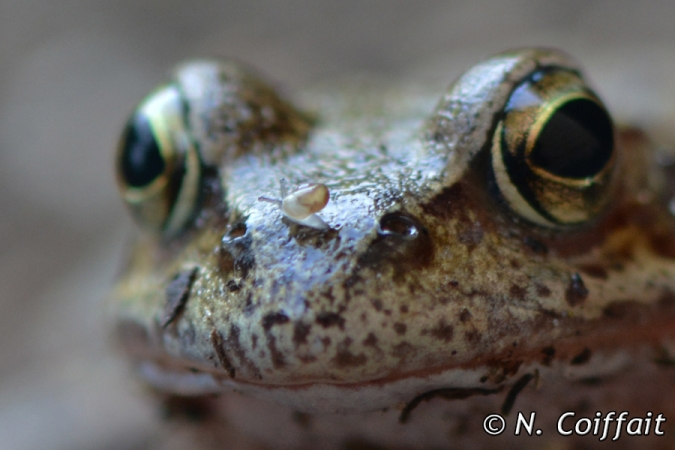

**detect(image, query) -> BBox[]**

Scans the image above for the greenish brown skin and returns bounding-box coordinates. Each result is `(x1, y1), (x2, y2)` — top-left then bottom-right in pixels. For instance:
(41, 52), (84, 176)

(111, 49), (675, 447)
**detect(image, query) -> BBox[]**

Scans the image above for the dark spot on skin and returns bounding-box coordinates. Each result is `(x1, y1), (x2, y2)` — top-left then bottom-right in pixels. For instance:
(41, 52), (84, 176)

(577, 263), (609, 280)
(333, 338), (367, 368)
(343, 273), (361, 290)
(424, 319), (454, 343)
(535, 284), (551, 297)
(242, 294), (254, 317)
(571, 347), (592, 365)
(188, 367), (199, 373)
(541, 346), (555, 366)
(393, 323), (407, 335)
(392, 341), (415, 360)
(210, 330), (235, 378)
(363, 333), (378, 348)
(316, 312), (345, 330)
(421, 183), (465, 220)
(324, 288), (336, 306)
(523, 236), (548, 254)
(293, 322), (311, 346)
(451, 350), (457, 355)
(371, 299), (383, 311)
(459, 309), (471, 323)
(509, 284), (527, 301)
(399, 305), (409, 313)
(510, 259), (520, 269)
(399, 387), (503, 424)
(262, 312), (290, 331)
(464, 330), (480, 343)
(480, 376), (488, 383)
(500, 373), (534, 416)
(160, 267), (199, 328)
(267, 335), (286, 369)
(228, 325), (262, 379)
(292, 411), (312, 429)
(449, 280), (459, 288)
(565, 272), (588, 307)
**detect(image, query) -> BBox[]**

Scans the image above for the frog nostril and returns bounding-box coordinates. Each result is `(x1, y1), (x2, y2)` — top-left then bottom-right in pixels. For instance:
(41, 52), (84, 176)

(227, 222), (248, 240)
(219, 222), (255, 279)
(378, 213), (420, 238)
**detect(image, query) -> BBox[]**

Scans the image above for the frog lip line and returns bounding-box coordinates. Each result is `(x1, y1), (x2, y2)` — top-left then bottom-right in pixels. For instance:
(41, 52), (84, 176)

(135, 349), (635, 414)
(127, 316), (675, 391)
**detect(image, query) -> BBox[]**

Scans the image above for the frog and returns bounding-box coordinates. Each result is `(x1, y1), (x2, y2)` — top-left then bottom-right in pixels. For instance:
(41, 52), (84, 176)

(109, 48), (675, 449)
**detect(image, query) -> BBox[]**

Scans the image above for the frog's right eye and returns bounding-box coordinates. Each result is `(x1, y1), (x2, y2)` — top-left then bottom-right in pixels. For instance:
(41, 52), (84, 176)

(116, 85), (201, 236)
(490, 69), (616, 227)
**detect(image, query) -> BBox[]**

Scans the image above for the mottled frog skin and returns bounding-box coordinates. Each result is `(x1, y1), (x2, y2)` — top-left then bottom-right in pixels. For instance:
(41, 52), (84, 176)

(110, 48), (675, 449)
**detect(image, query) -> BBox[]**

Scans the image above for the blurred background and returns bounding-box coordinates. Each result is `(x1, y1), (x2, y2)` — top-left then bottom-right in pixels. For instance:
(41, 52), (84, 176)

(1, 1), (674, 449)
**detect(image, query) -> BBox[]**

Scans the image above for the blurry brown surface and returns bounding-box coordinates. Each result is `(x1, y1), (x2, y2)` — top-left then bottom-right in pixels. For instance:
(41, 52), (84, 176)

(1, 1), (675, 449)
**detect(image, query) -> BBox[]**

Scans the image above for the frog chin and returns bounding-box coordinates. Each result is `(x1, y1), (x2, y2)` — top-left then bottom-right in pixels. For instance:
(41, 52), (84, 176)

(135, 348), (635, 414)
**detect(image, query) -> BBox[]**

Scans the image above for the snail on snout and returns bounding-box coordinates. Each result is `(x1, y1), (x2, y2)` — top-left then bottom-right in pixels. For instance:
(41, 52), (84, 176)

(259, 180), (330, 230)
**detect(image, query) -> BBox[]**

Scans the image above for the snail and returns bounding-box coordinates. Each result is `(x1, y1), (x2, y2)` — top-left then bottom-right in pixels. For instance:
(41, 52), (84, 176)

(258, 180), (330, 230)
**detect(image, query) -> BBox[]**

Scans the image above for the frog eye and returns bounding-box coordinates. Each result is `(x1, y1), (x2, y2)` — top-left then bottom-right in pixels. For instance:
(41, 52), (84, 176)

(490, 69), (616, 227)
(116, 85), (201, 236)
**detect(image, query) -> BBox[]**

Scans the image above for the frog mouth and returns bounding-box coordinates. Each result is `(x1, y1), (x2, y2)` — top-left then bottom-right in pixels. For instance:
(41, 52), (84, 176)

(116, 297), (675, 415)
(131, 342), (665, 417)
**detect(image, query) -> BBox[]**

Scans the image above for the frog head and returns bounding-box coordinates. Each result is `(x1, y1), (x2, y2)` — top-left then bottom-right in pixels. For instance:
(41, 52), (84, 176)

(110, 48), (675, 414)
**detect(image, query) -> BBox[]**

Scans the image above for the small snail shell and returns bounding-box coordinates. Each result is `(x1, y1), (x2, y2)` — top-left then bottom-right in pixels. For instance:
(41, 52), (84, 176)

(282, 184), (329, 219)
(259, 183), (330, 229)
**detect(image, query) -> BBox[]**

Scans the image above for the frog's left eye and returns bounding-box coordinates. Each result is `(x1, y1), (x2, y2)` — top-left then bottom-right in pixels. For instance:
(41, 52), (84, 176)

(116, 85), (201, 236)
(491, 69), (616, 227)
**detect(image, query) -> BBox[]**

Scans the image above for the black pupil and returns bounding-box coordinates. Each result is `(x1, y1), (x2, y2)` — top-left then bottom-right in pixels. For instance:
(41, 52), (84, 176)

(530, 99), (613, 179)
(120, 113), (165, 187)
